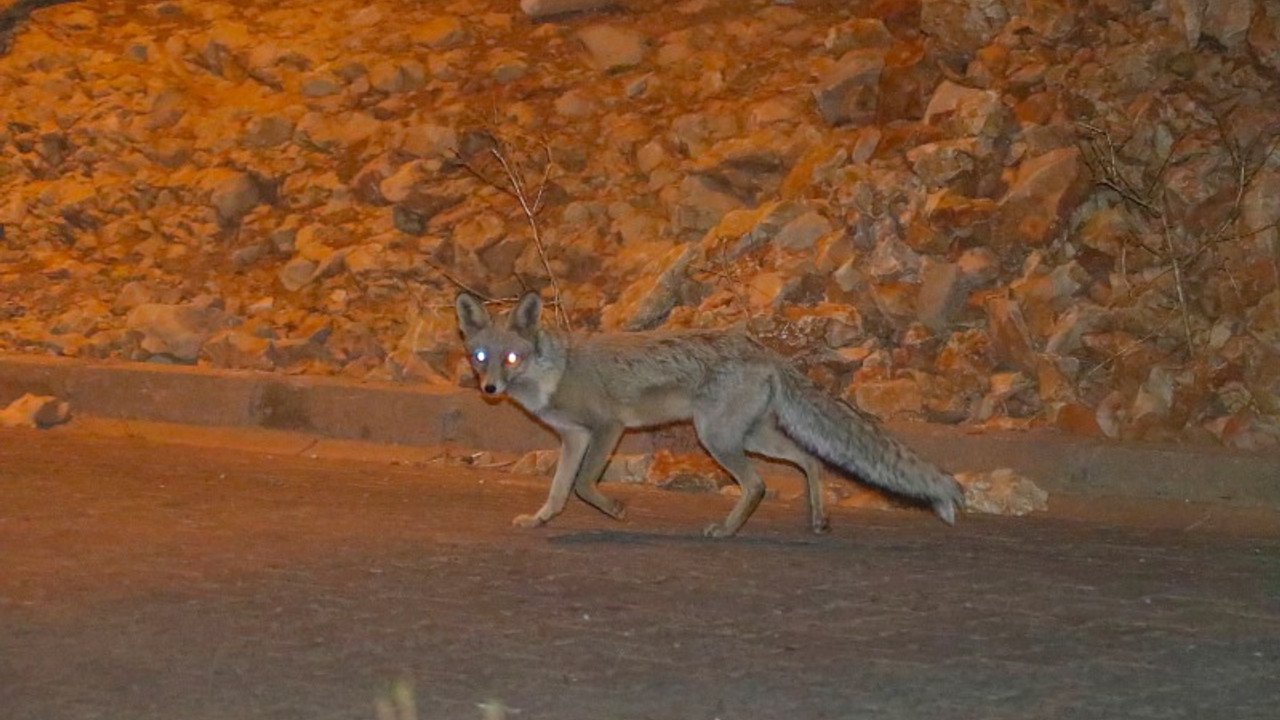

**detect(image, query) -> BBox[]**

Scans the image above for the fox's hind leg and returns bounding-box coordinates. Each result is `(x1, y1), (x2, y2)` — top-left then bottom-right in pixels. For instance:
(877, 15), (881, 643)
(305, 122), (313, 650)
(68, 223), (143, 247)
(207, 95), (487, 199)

(745, 420), (829, 534)
(693, 381), (773, 538)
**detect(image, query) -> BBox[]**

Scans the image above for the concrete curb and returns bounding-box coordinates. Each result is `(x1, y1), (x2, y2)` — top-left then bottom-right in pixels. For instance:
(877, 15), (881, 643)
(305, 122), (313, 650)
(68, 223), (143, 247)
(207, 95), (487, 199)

(3, 354), (1279, 509)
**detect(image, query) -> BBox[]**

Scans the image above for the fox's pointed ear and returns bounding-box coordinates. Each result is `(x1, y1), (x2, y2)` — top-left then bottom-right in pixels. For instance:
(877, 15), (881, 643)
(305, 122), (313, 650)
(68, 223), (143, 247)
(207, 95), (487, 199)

(455, 293), (491, 338)
(509, 292), (543, 335)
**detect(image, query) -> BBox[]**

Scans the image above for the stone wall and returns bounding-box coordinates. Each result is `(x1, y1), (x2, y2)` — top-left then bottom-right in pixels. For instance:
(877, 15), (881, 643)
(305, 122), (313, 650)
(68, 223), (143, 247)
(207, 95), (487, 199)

(1, 0), (1279, 448)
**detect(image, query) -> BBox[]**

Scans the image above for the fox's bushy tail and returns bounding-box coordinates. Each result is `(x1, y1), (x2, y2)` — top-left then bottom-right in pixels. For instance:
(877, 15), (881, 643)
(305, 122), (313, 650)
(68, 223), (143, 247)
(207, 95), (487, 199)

(771, 366), (964, 523)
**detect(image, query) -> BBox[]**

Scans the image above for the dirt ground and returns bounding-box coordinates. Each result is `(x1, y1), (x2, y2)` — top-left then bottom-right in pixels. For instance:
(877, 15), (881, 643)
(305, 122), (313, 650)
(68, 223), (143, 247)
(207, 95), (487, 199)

(2, 425), (1279, 719)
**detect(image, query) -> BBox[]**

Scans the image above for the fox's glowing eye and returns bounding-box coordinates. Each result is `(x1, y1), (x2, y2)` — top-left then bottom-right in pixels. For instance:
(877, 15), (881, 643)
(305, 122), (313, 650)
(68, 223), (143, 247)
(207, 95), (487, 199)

(473, 349), (487, 363)
(504, 351), (520, 366)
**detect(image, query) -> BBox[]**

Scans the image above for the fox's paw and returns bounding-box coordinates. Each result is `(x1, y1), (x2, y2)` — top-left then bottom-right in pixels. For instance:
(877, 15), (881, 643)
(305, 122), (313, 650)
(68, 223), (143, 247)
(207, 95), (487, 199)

(811, 515), (831, 535)
(512, 513), (546, 529)
(603, 499), (627, 521)
(702, 522), (735, 539)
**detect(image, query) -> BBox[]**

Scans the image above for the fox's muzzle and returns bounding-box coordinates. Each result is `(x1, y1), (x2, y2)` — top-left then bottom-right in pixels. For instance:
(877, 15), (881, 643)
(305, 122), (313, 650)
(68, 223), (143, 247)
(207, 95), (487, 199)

(477, 373), (505, 396)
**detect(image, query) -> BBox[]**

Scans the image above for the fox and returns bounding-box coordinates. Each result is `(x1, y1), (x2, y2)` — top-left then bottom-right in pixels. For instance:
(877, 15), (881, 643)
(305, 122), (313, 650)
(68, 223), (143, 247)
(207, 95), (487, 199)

(455, 291), (965, 537)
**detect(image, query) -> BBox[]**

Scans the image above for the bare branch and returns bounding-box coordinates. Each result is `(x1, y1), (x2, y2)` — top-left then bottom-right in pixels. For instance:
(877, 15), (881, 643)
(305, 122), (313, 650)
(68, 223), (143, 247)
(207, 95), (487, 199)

(448, 131), (571, 330)
(1157, 190), (1195, 352)
(420, 257), (512, 303)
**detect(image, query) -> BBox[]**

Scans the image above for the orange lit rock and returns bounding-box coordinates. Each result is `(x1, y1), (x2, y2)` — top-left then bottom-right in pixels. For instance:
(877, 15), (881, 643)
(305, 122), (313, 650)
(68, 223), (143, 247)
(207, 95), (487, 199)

(851, 377), (924, 420)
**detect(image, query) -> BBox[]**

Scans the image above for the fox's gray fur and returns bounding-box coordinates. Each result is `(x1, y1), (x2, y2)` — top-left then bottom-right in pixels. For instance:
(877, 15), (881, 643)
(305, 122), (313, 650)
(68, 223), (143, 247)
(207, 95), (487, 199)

(456, 291), (964, 537)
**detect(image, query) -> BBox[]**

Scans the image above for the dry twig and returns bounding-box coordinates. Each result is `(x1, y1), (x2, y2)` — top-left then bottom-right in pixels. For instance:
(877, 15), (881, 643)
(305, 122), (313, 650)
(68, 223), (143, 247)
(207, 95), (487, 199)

(1078, 119), (1280, 360)
(452, 131), (570, 330)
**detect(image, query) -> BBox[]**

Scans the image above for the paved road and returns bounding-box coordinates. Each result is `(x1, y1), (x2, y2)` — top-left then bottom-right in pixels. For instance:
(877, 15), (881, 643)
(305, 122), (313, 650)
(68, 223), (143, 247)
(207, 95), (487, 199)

(2, 426), (1278, 720)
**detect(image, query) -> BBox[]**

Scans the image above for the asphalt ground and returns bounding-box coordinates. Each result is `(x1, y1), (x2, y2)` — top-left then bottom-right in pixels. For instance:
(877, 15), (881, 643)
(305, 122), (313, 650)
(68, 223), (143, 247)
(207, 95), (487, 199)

(2, 424), (1278, 720)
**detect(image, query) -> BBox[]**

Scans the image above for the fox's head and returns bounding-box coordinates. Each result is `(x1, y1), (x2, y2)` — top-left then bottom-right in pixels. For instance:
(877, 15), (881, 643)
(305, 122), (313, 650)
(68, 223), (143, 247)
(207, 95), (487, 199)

(455, 291), (546, 398)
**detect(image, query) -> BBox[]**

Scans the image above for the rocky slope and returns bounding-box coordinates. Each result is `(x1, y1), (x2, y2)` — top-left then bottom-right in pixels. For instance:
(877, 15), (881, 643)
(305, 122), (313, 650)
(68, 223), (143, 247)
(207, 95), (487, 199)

(2, 0), (1279, 449)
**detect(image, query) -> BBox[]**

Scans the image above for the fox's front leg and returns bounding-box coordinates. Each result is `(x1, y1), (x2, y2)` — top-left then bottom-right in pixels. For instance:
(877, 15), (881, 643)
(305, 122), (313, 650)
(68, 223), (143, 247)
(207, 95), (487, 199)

(571, 422), (626, 521)
(513, 426), (591, 528)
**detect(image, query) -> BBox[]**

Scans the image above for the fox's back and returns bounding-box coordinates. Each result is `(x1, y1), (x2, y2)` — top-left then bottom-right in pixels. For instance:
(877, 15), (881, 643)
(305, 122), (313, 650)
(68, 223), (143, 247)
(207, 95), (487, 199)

(568, 329), (771, 382)
(545, 330), (778, 427)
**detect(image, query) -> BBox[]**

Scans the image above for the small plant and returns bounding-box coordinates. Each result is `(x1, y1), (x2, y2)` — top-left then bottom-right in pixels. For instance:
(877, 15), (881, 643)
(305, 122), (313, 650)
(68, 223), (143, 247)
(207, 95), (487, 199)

(1077, 115), (1280, 364)
(374, 679), (514, 720)
(452, 127), (571, 331)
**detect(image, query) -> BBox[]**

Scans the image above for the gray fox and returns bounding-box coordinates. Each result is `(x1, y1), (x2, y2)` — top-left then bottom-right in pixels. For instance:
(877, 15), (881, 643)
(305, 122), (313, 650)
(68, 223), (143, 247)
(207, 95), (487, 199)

(455, 291), (964, 537)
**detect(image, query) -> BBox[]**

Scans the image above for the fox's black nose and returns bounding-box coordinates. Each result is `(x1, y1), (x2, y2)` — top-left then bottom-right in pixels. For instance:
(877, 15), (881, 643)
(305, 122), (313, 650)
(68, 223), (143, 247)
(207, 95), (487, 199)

(482, 384), (498, 395)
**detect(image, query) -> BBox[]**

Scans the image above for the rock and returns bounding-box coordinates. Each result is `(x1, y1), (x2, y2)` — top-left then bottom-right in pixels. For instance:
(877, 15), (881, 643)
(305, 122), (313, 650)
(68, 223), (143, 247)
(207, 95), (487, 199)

(413, 16), (468, 49)
(996, 147), (1088, 247)
(646, 450), (730, 493)
(688, 135), (792, 205)
(112, 281), (155, 315)
(748, 96), (803, 128)
(268, 336), (328, 369)
(452, 213), (507, 252)
(1167, 0), (1206, 47)
(955, 468), (1048, 516)
(126, 303), (228, 363)
(916, 258), (963, 331)
(1131, 364), (1176, 428)
(699, 201), (799, 259)
(0, 394), (71, 429)
(812, 48), (887, 127)
(577, 25), (647, 71)
(875, 44), (937, 122)
(378, 161), (427, 204)
(1019, 0), (1079, 43)
(202, 329), (275, 370)
(600, 244), (704, 331)
(243, 115), (294, 149)
(477, 236), (529, 279)
(672, 175), (747, 235)
(975, 371), (1037, 421)
(521, 0), (616, 20)
(1251, 2), (1280, 72)
(368, 60), (426, 94)
(923, 81), (1013, 141)
(1010, 259), (1086, 339)
(398, 123), (458, 159)
(916, 192), (998, 252)
(486, 49), (530, 83)
(1053, 402), (1105, 436)
(867, 234), (921, 282)
(956, 247), (1000, 287)
(669, 112), (740, 156)
(1243, 342), (1280, 415)
(300, 76), (341, 98)
(635, 139), (670, 174)
(906, 138), (998, 194)
(1076, 205), (1138, 259)
(511, 449), (559, 475)
(295, 111), (382, 152)
(773, 210), (834, 252)
(745, 272), (787, 310)
(1246, 290), (1280, 350)
(984, 293), (1037, 372)
(1205, 409), (1280, 451)
(601, 453), (652, 483)
(824, 18), (894, 55)
(1202, 0), (1253, 50)
(920, 0), (1011, 57)
(554, 88), (598, 118)
(852, 377), (924, 420)
(1241, 166), (1280, 270)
